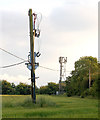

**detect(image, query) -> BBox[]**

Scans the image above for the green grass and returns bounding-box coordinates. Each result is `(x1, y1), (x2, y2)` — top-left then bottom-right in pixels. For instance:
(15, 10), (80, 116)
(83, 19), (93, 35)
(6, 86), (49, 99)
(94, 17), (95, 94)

(2, 95), (99, 118)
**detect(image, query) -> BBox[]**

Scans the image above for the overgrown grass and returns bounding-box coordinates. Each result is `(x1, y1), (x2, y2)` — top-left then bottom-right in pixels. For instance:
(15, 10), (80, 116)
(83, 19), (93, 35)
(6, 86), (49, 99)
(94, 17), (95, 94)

(37, 95), (56, 107)
(2, 95), (56, 108)
(18, 95), (56, 108)
(2, 95), (98, 118)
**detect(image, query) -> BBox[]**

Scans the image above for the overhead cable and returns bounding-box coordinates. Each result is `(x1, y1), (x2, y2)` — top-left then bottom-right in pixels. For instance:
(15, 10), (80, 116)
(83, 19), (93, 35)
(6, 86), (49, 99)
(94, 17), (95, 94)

(39, 65), (72, 72)
(0, 61), (26, 69)
(39, 65), (59, 71)
(0, 48), (26, 61)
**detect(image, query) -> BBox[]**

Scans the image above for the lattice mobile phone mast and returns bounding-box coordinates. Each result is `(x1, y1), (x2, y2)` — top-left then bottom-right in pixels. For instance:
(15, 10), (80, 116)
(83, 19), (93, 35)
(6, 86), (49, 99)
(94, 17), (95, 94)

(59, 57), (67, 94)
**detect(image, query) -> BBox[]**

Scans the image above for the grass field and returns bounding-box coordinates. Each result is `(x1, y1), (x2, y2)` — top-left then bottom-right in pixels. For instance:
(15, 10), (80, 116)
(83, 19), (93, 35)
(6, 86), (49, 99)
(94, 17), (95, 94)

(2, 95), (98, 118)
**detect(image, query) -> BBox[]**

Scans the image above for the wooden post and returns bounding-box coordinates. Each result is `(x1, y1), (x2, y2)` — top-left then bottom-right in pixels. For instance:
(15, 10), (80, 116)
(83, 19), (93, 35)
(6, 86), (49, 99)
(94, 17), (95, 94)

(28, 9), (36, 103)
(89, 67), (91, 89)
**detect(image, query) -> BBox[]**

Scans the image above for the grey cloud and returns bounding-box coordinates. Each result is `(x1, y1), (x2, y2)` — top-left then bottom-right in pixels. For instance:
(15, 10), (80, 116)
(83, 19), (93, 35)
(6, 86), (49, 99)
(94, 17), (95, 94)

(1, 11), (28, 36)
(0, 11), (29, 76)
(1, 11), (29, 59)
(49, 7), (96, 32)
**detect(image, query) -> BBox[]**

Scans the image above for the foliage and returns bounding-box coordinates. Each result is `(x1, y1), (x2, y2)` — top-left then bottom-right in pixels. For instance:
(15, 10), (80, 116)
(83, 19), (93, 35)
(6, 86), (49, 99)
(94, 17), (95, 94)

(39, 82), (59, 95)
(0, 80), (2, 94)
(1, 80), (39, 95)
(1, 80), (59, 95)
(66, 56), (99, 97)
(2, 80), (14, 94)
(80, 89), (90, 98)
(16, 83), (31, 95)
(39, 86), (48, 94)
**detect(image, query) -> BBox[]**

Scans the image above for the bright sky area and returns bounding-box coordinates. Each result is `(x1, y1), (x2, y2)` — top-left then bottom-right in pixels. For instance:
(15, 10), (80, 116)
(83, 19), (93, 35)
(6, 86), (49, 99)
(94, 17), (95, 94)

(0, 0), (99, 87)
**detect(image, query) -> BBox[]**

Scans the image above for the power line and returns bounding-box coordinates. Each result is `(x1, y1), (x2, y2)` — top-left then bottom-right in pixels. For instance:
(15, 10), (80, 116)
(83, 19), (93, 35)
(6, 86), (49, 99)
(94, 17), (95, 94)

(0, 48), (26, 61)
(0, 48), (91, 73)
(0, 61), (26, 69)
(39, 65), (59, 71)
(39, 65), (71, 72)
(0, 48), (62, 72)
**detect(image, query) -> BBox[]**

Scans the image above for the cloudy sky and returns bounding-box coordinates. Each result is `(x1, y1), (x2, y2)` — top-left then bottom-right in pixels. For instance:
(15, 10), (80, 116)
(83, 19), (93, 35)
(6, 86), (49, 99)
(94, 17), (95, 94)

(0, 0), (99, 87)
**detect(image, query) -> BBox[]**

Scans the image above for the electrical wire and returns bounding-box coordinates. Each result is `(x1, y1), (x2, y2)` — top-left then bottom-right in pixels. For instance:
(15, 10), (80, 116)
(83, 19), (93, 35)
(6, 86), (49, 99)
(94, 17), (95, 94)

(0, 47), (28, 69)
(39, 65), (71, 72)
(0, 61), (27, 69)
(0, 48), (26, 61)
(39, 65), (59, 71)
(0, 47), (69, 72)
(0, 48), (92, 73)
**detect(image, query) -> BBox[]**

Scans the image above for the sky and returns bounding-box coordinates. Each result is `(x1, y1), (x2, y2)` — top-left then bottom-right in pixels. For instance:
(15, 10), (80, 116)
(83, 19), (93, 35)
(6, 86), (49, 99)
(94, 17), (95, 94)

(0, 0), (99, 87)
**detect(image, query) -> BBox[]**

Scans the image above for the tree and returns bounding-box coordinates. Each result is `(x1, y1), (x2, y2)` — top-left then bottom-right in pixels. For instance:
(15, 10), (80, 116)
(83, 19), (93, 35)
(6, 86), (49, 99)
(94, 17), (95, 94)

(66, 56), (98, 97)
(47, 82), (58, 95)
(16, 83), (31, 95)
(1, 80), (39, 95)
(2, 80), (13, 94)
(0, 80), (2, 94)
(40, 86), (48, 94)
(39, 82), (59, 95)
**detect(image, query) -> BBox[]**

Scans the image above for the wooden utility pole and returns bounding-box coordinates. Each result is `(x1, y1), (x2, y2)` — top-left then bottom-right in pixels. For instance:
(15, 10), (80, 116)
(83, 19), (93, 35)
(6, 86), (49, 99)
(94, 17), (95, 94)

(89, 67), (91, 89)
(28, 9), (36, 103)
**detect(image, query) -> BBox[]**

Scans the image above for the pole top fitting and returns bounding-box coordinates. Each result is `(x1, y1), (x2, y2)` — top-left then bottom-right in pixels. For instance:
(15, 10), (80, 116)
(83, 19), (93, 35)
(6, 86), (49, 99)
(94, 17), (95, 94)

(28, 9), (32, 16)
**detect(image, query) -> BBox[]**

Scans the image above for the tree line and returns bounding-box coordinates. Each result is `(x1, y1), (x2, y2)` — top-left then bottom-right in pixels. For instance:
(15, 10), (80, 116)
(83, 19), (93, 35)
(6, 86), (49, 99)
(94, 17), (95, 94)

(0, 56), (99, 97)
(66, 56), (100, 98)
(0, 80), (61, 95)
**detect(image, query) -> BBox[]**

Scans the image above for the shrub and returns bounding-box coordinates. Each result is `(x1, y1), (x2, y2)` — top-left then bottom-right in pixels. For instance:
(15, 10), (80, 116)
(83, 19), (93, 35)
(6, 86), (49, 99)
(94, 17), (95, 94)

(89, 87), (97, 97)
(81, 89), (90, 98)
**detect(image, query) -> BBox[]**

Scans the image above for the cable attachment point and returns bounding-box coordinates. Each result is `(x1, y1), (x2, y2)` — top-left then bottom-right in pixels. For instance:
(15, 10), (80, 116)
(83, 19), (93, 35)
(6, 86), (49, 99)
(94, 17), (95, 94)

(36, 52), (41, 57)
(33, 29), (40, 38)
